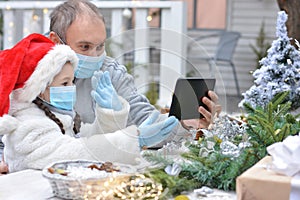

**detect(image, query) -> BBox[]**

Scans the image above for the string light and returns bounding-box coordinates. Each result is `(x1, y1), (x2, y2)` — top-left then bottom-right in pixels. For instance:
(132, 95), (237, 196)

(113, 174), (163, 199)
(32, 14), (39, 21)
(146, 10), (159, 22)
(122, 8), (132, 19)
(43, 8), (48, 14)
(146, 15), (152, 22)
(49, 171), (164, 199)
(9, 22), (14, 28)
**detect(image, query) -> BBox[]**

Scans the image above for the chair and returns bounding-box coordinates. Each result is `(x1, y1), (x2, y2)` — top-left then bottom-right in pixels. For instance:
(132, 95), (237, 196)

(188, 31), (241, 95)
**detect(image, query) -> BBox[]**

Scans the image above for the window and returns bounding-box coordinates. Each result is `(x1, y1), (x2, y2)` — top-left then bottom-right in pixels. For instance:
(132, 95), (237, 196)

(137, 0), (227, 30)
(196, 0), (226, 29)
(184, 0), (227, 29)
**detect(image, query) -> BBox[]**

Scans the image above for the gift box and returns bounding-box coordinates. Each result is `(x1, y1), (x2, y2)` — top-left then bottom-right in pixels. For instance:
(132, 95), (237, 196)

(236, 156), (292, 200)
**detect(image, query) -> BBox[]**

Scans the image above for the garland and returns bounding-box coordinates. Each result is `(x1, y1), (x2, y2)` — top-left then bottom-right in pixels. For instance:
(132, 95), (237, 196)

(143, 91), (300, 198)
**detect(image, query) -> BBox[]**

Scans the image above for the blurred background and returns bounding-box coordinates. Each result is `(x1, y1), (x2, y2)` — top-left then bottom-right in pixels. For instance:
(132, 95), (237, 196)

(0, 0), (291, 113)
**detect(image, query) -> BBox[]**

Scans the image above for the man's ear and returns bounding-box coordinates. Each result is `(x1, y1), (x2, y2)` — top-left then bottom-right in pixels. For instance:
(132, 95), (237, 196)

(49, 31), (60, 44)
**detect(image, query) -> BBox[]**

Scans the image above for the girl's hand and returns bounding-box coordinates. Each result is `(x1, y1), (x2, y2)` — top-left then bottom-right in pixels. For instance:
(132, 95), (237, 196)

(0, 160), (8, 175)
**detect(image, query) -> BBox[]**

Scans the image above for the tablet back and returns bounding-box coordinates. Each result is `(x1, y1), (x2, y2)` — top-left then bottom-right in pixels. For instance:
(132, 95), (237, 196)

(168, 78), (216, 120)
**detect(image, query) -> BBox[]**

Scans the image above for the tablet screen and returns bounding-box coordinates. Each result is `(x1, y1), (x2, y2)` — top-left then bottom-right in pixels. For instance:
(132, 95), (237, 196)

(168, 78), (216, 120)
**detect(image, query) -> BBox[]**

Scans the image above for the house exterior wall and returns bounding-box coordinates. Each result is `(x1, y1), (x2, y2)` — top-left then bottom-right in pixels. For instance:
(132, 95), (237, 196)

(212, 0), (279, 95)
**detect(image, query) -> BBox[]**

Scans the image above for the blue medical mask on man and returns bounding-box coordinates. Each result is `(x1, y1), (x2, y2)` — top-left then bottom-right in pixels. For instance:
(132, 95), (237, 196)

(53, 32), (106, 79)
(49, 86), (76, 111)
(75, 51), (106, 78)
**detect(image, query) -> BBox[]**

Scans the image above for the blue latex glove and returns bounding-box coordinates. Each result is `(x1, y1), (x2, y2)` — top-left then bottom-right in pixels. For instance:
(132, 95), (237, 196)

(91, 71), (122, 111)
(138, 111), (179, 149)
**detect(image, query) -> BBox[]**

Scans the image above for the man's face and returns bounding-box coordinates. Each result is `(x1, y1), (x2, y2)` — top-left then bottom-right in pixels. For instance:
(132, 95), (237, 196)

(65, 15), (106, 57)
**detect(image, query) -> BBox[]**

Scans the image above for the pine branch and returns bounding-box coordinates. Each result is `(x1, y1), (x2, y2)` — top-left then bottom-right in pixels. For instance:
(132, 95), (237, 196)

(145, 168), (200, 197)
(267, 103), (273, 124)
(242, 102), (256, 114)
(274, 102), (291, 119)
(246, 119), (266, 145)
(271, 91), (290, 109)
(142, 151), (172, 167)
(279, 123), (290, 141)
(252, 108), (268, 119)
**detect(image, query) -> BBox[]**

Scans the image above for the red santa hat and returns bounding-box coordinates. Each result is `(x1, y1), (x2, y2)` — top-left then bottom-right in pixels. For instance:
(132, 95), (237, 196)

(0, 33), (78, 116)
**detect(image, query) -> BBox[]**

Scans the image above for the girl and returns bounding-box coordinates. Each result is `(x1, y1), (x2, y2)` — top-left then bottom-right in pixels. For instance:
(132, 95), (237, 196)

(0, 33), (178, 172)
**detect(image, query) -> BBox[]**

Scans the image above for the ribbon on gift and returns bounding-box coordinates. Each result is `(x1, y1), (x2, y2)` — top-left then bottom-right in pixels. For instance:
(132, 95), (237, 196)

(267, 134), (300, 200)
(267, 134), (300, 176)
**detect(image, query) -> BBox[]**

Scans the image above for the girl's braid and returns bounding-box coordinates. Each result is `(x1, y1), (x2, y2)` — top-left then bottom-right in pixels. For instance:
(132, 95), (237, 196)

(33, 97), (65, 134)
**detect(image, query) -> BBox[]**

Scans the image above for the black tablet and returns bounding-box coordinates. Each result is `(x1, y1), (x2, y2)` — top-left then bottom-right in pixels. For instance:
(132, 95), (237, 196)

(168, 78), (216, 120)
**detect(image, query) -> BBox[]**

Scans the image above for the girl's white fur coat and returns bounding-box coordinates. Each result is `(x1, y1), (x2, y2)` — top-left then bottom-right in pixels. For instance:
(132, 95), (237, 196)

(0, 96), (141, 172)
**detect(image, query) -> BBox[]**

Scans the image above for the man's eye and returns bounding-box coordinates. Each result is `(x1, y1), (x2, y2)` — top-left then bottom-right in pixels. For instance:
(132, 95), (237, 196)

(80, 44), (90, 51)
(96, 44), (105, 51)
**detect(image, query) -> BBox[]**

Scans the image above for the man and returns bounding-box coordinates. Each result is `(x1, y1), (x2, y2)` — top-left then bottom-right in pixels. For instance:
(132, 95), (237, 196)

(48, 0), (221, 134)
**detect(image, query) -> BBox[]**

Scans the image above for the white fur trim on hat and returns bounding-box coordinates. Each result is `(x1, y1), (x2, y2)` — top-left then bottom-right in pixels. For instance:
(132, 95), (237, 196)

(15, 44), (78, 102)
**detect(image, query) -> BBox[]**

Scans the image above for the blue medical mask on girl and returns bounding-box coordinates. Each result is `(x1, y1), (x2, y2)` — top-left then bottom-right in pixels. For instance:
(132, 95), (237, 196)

(74, 51), (106, 78)
(49, 86), (76, 111)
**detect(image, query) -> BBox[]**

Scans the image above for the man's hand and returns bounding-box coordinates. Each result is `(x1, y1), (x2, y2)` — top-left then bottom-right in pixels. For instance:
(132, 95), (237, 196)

(91, 71), (122, 111)
(138, 111), (178, 149)
(182, 91), (222, 129)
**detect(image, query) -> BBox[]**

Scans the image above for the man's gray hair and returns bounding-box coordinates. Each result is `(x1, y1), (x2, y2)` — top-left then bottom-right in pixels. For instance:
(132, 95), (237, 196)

(49, 0), (105, 43)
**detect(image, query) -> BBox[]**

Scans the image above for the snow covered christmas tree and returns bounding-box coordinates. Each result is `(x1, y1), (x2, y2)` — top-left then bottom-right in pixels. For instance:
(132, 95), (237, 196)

(239, 11), (300, 110)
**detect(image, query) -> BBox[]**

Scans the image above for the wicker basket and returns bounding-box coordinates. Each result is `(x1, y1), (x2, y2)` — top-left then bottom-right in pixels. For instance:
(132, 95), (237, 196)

(42, 160), (135, 200)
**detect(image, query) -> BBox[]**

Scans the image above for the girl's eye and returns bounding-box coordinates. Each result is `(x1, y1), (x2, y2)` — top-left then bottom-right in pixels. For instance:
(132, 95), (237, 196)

(63, 82), (69, 86)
